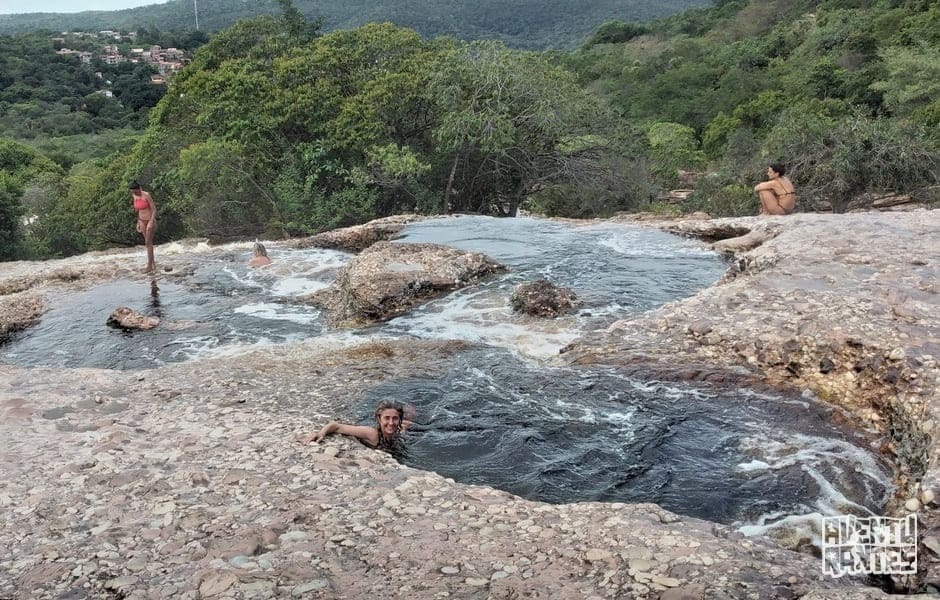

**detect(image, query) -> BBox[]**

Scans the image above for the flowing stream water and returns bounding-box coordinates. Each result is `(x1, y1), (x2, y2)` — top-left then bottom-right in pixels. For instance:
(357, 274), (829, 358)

(1, 215), (893, 541)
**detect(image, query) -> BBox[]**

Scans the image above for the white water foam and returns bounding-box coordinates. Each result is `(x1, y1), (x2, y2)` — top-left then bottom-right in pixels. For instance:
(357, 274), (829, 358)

(592, 227), (717, 259)
(232, 302), (321, 324)
(387, 288), (582, 359)
(270, 278), (331, 297)
(735, 433), (893, 540)
(738, 511), (826, 545)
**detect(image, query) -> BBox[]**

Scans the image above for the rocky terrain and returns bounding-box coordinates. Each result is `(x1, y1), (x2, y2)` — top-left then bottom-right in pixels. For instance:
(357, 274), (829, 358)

(310, 241), (506, 326)
(1, 210), (938, 599)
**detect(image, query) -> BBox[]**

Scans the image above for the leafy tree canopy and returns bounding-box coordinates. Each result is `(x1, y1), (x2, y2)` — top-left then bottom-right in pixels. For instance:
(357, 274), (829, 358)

(567, 0), (940, 213)
(121, 19), (639, 242)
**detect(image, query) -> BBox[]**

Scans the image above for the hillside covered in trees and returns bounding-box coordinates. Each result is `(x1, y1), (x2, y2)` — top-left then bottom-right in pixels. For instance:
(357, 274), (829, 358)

(565, 0), (939, 215)
(0, 0), (937, 261)
(0, 0), (710, 50)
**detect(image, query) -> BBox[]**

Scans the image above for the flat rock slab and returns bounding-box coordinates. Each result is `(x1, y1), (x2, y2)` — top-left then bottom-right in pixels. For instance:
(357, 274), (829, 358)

(1, 210), (936, 598)
(0, 292), (43, 338)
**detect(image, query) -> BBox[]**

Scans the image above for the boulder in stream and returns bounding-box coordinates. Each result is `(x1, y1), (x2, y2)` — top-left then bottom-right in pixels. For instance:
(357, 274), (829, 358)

(310, 241), (506, 326)
(510, 279), (578, 318)
(107, 306), (160, 330)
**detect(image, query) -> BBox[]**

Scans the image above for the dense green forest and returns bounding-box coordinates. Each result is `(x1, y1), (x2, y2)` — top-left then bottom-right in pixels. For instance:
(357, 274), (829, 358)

(0, 0), (938, 261)
(565, 0), (939, 215)
(0, 28), (207, 166)
(0, 0), (709, 50)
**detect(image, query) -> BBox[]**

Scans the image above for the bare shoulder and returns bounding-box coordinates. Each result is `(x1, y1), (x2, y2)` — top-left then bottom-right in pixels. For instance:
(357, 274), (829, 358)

(335, 423), (379, 445)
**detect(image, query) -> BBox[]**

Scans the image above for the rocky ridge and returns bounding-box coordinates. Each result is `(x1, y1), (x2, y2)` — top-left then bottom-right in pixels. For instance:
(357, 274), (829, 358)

(564, 209), (940, 589)
(1, 210), (937, 598)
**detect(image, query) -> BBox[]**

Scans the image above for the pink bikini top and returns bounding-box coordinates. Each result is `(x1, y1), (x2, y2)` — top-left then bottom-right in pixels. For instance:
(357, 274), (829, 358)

(133, 195), (149, 211)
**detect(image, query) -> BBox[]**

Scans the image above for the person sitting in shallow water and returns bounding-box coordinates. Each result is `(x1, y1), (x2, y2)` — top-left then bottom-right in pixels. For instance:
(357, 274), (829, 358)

(753, 162), (798, 216)
(248, 242), (272, 267)
(302, 400), (417, 454)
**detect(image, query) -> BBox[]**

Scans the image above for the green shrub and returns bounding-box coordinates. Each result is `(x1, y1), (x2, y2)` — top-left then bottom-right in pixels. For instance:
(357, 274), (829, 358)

(764, 110), (940, 211)
(686, 176), (756, 217)
(647, 122), (706, 188)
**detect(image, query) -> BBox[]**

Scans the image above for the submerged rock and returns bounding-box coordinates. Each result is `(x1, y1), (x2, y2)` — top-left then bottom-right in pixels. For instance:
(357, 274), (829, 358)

(107, 306), (160, 330)
(311, 241), (506, 326)
(510, 279), (578, 317)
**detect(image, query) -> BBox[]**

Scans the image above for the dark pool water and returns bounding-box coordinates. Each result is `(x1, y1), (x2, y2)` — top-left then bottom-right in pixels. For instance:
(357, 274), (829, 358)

(360, 347), (891, 528)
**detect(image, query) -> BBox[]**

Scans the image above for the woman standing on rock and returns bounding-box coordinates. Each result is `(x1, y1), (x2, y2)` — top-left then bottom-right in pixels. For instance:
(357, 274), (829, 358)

(754, 163), (797, 215)
(130, 180), (157, 273)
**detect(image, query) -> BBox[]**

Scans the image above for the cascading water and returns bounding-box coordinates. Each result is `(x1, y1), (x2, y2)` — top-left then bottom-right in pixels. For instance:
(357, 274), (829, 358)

(0, 215), (893, 541)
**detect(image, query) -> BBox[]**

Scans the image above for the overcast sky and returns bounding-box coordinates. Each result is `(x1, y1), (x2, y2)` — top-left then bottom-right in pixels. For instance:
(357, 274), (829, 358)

(0, 0), (164, 14)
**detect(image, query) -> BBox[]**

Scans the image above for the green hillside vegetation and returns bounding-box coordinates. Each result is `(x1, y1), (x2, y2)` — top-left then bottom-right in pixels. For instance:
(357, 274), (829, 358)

(565, 0), (939, 215)
(0, 33), (161, 140)
(0, 29), (195, 159)
(0, 0), (709, 50)
(1, 0), (938, 261)
(0, 6), (641, 257)
(0, 139), (66, 259)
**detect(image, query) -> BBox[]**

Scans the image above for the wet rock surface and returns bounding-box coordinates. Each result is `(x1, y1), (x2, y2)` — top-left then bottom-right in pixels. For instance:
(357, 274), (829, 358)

(311, 241), (506, 326)
(0, 341), (887, 600)
(510, 279), (578, 318)
(573, 210), (940, 591)
(286, 215), (425, 253)
(0, 292), (43, 340)
(107, 306), (161, 330)
(1, 210), (937, 598)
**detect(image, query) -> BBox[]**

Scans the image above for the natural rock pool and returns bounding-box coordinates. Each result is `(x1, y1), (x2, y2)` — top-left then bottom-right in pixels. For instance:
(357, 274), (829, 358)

(365, 346), (891, 536)
(1, 215), (893, 542)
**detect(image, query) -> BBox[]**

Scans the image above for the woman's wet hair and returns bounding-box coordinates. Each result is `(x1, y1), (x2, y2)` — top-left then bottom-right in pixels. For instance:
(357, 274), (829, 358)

(769, 162), (787, 176)
(253, 242), (268, 257)
(128, 180), (141, 190)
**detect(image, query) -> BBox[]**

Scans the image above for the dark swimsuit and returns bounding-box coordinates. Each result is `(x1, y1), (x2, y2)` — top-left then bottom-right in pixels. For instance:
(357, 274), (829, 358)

(775, 191), (797, 214)
(369, 429), (407, 457)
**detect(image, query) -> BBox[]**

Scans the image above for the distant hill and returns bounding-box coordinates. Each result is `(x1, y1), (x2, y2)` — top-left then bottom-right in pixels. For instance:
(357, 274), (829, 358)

(0, 0), (712, 49)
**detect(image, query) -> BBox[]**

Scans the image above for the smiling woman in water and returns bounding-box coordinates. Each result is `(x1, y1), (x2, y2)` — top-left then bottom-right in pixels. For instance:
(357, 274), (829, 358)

(301, 401), (416, 453)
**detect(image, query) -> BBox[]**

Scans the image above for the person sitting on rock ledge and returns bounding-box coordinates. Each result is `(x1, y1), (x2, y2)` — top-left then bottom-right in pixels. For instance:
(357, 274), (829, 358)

(302, 400), (416, 454)
(754, 162), (797, 215)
